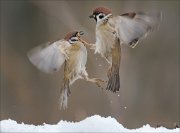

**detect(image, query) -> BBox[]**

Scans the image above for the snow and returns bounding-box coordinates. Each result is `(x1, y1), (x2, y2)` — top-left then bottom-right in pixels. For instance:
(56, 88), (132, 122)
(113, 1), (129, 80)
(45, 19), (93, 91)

(0, 115), (179, 132)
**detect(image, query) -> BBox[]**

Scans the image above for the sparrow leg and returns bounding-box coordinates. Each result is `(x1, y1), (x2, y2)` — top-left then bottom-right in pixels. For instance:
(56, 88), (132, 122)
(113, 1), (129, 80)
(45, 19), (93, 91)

(87, 78), (107, 89)
(81, 71), (106, 89)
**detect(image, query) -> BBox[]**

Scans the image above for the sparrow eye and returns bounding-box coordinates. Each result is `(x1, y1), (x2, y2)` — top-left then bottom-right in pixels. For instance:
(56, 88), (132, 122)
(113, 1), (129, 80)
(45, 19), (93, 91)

(99, 14), (104, 19)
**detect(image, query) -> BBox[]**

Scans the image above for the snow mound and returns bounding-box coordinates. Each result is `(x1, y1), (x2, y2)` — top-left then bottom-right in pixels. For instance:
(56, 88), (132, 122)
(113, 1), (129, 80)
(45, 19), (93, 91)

(0, 115), (179, 132)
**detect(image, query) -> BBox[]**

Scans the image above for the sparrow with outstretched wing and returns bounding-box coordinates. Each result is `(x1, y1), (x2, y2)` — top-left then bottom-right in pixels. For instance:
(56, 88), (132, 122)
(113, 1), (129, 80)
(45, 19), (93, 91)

(27, 31), (106, 109)
(89, 7), (162, 92)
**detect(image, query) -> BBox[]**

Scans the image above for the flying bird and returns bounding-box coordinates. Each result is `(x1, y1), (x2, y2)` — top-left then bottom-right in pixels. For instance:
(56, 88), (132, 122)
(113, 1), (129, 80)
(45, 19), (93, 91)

(89, 7), (162, 93)
(27, 31), (105, 109)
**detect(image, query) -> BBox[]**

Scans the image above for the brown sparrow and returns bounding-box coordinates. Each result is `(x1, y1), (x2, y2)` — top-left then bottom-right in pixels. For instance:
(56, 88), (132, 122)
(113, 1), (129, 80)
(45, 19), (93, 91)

(27, 31), (105, 109)
(89, 7), (162, 93)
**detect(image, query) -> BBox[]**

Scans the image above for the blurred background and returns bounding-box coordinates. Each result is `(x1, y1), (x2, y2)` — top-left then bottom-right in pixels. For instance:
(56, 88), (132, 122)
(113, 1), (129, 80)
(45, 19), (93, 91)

(1, 0), (179, 129)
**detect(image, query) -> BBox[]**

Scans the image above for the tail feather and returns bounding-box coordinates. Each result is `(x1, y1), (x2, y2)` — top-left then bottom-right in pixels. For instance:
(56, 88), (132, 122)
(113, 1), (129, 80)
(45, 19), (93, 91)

(106, 66), (120, 93)
(115, 73), (120, 92)
(59, 80), (71, 110)
(106, 39), (121, 93)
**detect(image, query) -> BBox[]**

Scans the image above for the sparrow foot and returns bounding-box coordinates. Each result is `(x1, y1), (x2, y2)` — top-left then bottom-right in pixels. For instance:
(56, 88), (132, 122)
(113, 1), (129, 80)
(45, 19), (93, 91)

(87, 78), (107, 89)
(94, 78), (107, 89)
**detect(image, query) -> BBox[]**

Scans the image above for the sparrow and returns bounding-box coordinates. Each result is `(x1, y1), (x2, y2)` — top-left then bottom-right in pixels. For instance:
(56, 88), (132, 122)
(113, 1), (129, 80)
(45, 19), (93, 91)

(27, 31), (105, 109)
(89, 7), (162, 93)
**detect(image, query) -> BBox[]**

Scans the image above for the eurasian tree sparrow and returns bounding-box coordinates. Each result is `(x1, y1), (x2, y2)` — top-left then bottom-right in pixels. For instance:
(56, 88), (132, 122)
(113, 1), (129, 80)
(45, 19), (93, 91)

(89, 7), (162, 93)
(27, 31), (105, 109)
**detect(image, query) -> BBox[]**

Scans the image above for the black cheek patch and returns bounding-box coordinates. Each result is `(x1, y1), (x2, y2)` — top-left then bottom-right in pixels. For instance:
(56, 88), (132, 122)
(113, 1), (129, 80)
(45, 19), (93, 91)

(95, 17), (97, 22)
(94, 12), (100, 22)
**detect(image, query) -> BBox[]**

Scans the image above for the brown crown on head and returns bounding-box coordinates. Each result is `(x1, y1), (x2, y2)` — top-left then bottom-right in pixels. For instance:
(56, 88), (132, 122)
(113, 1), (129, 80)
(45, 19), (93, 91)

(93, 7), (112, 15)
(64, 31), (78, 41)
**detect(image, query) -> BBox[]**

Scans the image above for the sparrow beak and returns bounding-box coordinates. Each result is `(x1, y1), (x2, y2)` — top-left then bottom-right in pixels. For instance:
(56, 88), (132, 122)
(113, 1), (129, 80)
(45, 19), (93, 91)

(89, 14), (94, 18)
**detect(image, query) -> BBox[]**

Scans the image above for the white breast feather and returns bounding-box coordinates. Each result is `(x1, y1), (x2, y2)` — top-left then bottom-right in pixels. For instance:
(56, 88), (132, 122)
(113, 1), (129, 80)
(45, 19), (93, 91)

(95, 18), (116, 58)
(68, 42), (87, 84)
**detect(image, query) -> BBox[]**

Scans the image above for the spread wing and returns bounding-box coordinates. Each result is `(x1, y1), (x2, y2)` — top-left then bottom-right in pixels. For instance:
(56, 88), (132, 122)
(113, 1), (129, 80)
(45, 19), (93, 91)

(115, 11), (162, 48)
(27, 40), (71, 73)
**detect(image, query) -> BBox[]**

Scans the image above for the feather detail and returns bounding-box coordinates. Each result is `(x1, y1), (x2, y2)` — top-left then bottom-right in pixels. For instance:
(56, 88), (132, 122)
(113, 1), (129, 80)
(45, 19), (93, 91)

(59, 61), (71, 110)
(116, 11), (162, 48)
(27, 40), (70, 73)
(106, 39), (121, 92)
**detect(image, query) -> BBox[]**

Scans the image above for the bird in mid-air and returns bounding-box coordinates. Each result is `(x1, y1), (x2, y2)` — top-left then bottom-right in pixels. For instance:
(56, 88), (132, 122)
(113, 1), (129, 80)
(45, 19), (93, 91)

(88, 7), (162, 93)
(27, 31), (106, 109)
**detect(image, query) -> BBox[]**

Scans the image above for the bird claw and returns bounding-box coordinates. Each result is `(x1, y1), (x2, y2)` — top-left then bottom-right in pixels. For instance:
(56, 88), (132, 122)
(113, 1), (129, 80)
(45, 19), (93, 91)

(94, 78), (107, 89)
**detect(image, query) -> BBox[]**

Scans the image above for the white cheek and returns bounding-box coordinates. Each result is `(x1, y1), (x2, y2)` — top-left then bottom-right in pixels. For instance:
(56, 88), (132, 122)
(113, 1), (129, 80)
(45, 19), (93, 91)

(96, 14), (104, 23)
(96, 17), (101, 23)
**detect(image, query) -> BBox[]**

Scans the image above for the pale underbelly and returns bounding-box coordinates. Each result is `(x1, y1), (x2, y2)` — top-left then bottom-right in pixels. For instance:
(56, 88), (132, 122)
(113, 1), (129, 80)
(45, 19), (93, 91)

(95, 34), (116, 64)
(95, 22), (117, 64)
(67, 48), (87, 84)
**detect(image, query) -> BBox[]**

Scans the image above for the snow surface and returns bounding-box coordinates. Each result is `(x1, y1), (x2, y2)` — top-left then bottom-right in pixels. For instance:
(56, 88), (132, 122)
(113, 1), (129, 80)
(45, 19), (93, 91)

(0, 115), (179, 132)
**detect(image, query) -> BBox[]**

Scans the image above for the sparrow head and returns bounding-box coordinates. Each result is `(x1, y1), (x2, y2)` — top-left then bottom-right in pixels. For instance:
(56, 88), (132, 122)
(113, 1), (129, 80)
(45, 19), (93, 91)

(64, 31), (84, 44)
(89, 7), (112, 23)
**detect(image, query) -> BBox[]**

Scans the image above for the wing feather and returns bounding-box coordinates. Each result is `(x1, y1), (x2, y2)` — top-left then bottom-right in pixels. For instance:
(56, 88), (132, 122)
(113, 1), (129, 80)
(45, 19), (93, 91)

(115, 11), (162, 48)
(27, 40), (71, 73)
